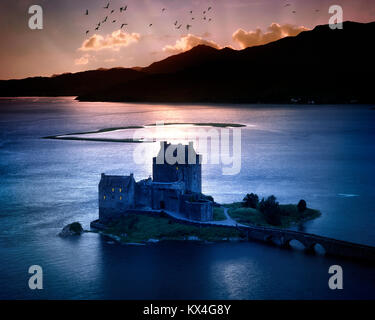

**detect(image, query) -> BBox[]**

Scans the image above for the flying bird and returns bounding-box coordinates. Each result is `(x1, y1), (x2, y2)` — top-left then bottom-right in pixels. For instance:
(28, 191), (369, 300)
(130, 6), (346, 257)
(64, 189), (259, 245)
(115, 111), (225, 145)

(174, 20), (178, 25)
(203, 16), (206, 20)
(85, 9), (88, 15)
(121, 23), (128, 28)
(149, 23), (153, 27)
(104, 2), (110, 9)
(186, 24), (192, 30)
(315, 9), (320, 12)
(112, 20), (116, 23)
(103, 16), (108, 23)
(192, 17), (195, 20)
(284, 3), (291, 7)
(86, 30), (89, 35)
(292, 10), (296, 13)
(124, 5), (127, 11)
(203, 11), (206, 14)
(111, 9), (115, 14)
(189, 10), (193, 14)
(208, 7), (212, 11)
(95, 26), (99, 30)
(176, 24), (182, 29)
(208, 18), (212, 22)
(162, 8), (166, 12)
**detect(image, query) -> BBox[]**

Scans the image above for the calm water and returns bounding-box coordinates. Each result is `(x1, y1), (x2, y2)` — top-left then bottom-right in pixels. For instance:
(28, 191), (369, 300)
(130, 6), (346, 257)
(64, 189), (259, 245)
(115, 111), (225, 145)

(0, 97), (374, 299)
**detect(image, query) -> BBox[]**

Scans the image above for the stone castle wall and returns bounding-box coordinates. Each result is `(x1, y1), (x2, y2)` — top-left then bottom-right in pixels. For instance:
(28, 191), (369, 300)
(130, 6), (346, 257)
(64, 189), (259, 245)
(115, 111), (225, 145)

(183, 200), (213, 222)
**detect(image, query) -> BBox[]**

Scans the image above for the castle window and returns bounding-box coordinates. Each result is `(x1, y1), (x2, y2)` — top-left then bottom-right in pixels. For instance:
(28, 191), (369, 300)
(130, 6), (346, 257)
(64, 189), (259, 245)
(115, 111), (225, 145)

(103, 195), (106, 200)
(119, 188), (122, 192)
(120, 196), (122, 200)
(176, 166), (179, 170)
(112, 188), (114, 192)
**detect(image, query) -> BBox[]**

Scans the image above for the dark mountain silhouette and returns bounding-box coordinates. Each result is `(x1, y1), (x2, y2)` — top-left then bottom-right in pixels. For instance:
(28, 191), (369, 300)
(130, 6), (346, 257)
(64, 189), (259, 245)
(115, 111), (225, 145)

(1, 21), (374, 103)
(0, 68), (145, 97)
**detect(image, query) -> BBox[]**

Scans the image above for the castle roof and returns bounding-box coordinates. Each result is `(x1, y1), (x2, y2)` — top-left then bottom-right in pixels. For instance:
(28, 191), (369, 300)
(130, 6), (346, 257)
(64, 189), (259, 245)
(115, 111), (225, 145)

(99, 174), (134, 188)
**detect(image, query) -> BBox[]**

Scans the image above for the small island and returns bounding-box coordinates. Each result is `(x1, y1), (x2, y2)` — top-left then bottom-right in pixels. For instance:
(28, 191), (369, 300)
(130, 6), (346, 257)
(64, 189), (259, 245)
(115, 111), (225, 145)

(225, 194), (321, 228)
(86, 141), (321, 244)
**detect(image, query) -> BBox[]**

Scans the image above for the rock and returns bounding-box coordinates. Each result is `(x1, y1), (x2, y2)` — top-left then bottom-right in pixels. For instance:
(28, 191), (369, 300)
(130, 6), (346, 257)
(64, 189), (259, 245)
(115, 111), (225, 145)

(59, 222), (84, 237)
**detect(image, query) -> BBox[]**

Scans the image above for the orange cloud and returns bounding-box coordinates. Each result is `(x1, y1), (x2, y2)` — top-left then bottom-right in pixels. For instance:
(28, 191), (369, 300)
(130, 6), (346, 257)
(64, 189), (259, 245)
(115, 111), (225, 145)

(74, 54), (90, 65)
(79, 30), (140, 51)
(163, 34), (221, 54)
(232, 23), (309, 49)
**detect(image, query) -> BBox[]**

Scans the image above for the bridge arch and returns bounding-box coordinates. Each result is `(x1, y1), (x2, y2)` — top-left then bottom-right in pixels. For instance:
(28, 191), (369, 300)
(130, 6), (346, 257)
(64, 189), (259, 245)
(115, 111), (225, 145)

(312, 243), (326, 255)
(288, 239), (306, 251)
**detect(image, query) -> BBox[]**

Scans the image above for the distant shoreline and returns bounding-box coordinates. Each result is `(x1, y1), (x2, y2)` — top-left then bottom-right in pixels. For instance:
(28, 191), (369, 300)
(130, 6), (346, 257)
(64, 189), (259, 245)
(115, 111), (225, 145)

(0, 96), (373, 107)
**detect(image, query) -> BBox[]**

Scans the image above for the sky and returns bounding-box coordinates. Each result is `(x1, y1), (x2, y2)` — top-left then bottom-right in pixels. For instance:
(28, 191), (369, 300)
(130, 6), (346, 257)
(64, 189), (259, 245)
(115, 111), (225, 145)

(0, 0), (374, 80)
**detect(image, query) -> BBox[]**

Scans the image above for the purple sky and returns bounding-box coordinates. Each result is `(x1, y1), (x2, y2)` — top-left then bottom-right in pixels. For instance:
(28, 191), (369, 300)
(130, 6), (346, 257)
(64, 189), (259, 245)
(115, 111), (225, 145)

(0, 0), (374, 80)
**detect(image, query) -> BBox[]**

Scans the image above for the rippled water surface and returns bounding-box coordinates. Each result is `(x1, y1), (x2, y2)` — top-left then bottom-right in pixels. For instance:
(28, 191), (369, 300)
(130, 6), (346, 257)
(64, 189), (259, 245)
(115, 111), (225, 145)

(0, 97), (374, 299)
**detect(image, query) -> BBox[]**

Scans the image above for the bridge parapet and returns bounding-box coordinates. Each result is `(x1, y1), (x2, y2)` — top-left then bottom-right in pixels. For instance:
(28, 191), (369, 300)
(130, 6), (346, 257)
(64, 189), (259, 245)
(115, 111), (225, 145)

(241, 225), (375, 262)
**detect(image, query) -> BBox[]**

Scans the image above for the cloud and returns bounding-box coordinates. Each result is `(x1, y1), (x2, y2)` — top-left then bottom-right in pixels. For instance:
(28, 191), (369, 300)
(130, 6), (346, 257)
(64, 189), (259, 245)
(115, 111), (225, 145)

(232, 23), (309, 49)
(79, 30), (140, 51)
(74, 54), (90, 65)
(103, 58), (117, 63)
(163, 34), (221, 54)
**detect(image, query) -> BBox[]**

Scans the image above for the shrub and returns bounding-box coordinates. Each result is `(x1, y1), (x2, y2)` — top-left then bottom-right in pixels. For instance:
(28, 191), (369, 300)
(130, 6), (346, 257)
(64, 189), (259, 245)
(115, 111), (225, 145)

(259, 195), (282, 226)
(243, 193), (259, 209)
(297, 199), (307, 213)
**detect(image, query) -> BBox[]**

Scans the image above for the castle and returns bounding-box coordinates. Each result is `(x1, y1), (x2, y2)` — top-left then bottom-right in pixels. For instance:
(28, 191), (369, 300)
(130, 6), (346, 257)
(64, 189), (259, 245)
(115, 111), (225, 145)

(98, 141), (214, 222)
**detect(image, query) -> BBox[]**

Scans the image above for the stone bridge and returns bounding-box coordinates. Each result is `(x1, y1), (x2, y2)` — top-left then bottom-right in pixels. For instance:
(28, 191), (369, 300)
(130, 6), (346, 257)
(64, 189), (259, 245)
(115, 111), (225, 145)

(239, 225), (375, 262)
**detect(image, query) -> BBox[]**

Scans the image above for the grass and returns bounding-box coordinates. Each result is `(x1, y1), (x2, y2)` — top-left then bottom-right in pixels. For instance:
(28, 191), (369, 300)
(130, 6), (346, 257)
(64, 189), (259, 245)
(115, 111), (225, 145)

(225, 202), (321, 228)
(104, 213), (245, 243)
(213, 207), (226, 221)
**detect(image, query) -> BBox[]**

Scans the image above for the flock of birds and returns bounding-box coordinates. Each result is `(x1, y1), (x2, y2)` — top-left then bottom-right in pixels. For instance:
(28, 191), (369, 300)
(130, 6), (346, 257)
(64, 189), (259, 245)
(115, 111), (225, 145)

(284, 3), (320, 14)
(83, 2), (322, 37)
(84, 2), (214, 36)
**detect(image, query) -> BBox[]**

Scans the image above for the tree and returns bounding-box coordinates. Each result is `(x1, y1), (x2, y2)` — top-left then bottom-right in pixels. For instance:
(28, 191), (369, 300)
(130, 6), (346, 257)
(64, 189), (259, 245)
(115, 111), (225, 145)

(259, 195), (282, 226)
(297, 199), (307, 213)
(243, 193), (259, 209)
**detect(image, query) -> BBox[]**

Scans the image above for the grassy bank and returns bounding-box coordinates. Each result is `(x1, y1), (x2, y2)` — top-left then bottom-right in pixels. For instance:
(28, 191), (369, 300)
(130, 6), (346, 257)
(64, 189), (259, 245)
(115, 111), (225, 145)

(225, 202), (321, 228)
(213, 207), (226, 221)
(104, 213), (246, 243)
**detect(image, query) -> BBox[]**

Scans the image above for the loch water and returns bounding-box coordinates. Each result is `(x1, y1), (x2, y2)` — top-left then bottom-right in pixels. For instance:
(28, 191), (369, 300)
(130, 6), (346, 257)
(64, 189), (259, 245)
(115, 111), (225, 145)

(0, 97), (374, 299)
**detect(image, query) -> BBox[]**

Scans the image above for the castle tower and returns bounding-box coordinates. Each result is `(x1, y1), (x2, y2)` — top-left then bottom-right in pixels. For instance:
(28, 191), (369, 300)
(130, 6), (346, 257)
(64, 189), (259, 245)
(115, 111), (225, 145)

(152, 141), (202, 194)
(98, 173), (136, 222)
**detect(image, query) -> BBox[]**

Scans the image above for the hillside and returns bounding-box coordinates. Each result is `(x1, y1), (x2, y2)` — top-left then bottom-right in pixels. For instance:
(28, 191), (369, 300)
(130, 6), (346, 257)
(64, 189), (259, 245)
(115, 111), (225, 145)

(1, 21), (374, 104)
